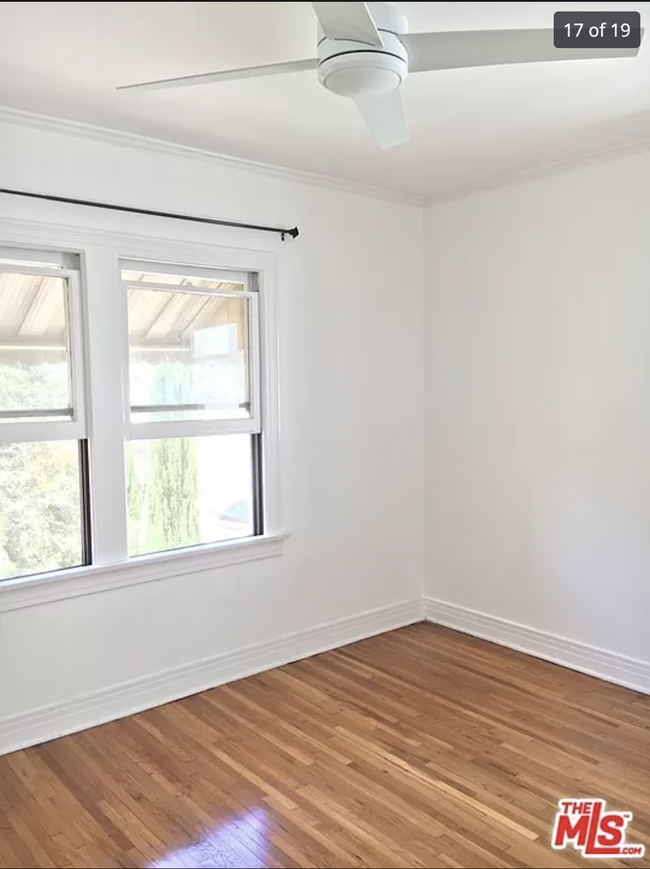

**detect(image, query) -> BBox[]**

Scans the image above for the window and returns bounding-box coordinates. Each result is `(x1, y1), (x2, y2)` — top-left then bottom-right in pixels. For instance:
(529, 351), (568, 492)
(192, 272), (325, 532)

(0, 249), (89, 580)
(122, 261), (263, 557)
(0, 238), (279, 593)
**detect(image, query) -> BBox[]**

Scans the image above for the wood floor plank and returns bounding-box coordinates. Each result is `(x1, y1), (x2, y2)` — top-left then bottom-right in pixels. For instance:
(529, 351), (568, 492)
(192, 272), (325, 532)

(1, 624), (649, 868)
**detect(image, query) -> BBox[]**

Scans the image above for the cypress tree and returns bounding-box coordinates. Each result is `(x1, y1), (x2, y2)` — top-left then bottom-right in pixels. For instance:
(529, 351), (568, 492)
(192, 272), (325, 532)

(146, 362), (200, 552)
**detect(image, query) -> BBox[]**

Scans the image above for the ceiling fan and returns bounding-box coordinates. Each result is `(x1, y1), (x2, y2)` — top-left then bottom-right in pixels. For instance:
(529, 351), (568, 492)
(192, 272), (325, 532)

(118, 2), (642, 150)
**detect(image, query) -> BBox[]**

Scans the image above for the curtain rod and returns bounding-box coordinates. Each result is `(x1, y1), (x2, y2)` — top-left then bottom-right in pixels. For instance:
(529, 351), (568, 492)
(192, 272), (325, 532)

(0, 187), (300, 240)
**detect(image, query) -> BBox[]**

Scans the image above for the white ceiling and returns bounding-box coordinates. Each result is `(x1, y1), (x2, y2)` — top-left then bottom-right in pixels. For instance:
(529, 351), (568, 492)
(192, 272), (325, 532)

(0, 1), (649, 198)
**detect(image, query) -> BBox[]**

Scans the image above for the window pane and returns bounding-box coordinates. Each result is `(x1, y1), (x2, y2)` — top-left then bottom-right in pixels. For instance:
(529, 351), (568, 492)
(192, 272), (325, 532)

(0, 440), (83, 580)
(126, 434), (254, 557)
(127, 288), (250, 422)
(0, 272), (72, 420)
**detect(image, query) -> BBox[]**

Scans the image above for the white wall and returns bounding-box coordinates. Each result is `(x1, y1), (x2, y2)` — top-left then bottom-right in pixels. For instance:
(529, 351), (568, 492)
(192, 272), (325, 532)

(425, 151), (650, 672)
(0, 119), (424, 740)
(7, 111), (648, 748)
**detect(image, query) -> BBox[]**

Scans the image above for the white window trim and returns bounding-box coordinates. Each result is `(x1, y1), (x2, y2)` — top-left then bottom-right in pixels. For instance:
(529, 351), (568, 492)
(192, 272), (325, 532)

(0, 532), (289, 613)
(0, 216), (287, 611)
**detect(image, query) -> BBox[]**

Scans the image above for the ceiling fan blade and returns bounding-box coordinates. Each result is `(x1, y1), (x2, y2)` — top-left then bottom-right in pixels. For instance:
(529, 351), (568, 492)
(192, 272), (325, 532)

(118, 58), (318, 93)
(402, 28), (642, 73)
(311, 2), (383, 46)
(354, 88), (409, 150)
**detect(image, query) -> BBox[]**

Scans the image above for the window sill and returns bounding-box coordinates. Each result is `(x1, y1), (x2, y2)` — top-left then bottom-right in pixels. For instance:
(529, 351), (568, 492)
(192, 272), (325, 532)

(0, 533), (289, 613)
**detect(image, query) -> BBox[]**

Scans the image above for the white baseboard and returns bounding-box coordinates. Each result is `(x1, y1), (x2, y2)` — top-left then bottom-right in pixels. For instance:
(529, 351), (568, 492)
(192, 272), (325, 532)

(424, 597), (650, 696)
(7, 594), (646, 757)
(0, 599), (422, 756)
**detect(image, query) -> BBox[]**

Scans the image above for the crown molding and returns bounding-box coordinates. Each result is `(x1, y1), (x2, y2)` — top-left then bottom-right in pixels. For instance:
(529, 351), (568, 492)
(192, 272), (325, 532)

(0, 106), (423, 208)
(425, 135), (650, 206)
(4, 106), (647, 215)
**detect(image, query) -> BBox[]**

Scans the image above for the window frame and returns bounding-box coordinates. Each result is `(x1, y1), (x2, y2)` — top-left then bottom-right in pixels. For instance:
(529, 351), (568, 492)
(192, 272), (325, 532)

(0, 218), (286, 612)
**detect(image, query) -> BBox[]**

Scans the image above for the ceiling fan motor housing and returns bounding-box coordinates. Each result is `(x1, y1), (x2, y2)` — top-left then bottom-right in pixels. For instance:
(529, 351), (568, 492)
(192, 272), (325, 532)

(317, 2), (408, 99)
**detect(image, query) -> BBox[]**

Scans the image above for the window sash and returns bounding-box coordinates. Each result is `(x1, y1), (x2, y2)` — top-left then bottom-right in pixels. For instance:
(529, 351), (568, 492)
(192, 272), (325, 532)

(127, 419), (257, 440)
(0, 268), (87, 444)
(123, 274), (261, 439)
(0, 420), (86, 444)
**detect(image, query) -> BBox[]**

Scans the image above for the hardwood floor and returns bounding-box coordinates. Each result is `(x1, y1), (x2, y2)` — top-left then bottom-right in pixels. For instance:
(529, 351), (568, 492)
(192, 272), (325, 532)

(1, 623), (649, 869)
